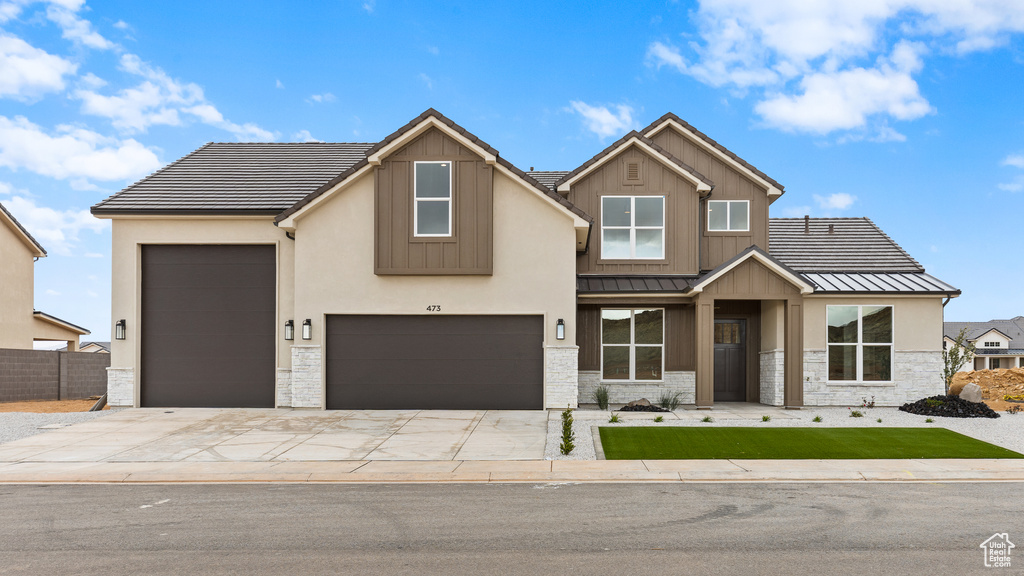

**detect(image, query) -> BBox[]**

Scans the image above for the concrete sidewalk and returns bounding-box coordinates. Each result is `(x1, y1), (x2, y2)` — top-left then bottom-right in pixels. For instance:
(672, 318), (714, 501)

(2, 457), (1024, 483)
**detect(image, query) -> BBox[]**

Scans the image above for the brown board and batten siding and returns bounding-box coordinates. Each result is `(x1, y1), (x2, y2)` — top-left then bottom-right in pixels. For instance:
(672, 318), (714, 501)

(577, 304), (695, 372)
(571, 146), (700, 275)
(649, 126), (769, 271)
(375, 127), (493, 275)
(698, 258), (803, 298)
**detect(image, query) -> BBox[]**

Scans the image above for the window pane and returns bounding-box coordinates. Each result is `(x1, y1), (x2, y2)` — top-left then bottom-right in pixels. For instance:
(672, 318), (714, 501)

(863, 346), (892, 381)
(635, 346), (662, 380)
(729, 201), (748, 231)
(828, 345), (857, 380)
(634, 309), (663, 344)
(827, 306), (859, 343)
(602, 346), (629, 379)
(634, 229), (663, 259)
(601, 309), (631, 344)
(415, 163), (450, 198)
(634, 197), (664, 226)
(602, 229), (630, 259)
(416, 200), (449, 235)
(862, 306), (892, 344)
(602, 197), (631, 227)
(708, 201), (728, 231)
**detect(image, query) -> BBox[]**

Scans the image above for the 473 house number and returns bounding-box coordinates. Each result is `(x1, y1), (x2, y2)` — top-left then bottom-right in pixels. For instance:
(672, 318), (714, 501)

(426, 305), (442, 312)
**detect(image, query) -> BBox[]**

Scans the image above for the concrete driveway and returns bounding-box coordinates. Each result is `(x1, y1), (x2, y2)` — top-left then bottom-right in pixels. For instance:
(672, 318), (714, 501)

(0, 409), (548, 463)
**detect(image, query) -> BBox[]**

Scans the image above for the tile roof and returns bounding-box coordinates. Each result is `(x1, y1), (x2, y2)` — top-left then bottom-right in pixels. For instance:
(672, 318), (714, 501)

(92, 143), (375, 214)
(944, 317), (1024, 347)
(1, 201), (46, 255)
(768, 217), (923, 273)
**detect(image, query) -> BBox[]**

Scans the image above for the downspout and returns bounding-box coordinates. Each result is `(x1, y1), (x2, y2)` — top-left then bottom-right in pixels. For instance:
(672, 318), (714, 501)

(285, 232), (295, 241)
(698, 187), (714, 273)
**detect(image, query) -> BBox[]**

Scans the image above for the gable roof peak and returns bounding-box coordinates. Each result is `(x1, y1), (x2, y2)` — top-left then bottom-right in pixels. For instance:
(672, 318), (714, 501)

(0, 201), (46, 257)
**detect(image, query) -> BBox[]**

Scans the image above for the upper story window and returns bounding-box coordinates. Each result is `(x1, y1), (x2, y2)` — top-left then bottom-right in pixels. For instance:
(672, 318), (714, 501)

(827, 305), (893, 382)
(414, 161), (452, 237)
(601, 196), (665, 259)
(707, 200), (749, 232)
(984, 341), (1000, 347)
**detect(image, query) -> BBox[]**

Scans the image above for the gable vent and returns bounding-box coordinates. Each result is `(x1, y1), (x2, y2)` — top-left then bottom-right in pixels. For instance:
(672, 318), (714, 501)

(626, 162), (640, 181)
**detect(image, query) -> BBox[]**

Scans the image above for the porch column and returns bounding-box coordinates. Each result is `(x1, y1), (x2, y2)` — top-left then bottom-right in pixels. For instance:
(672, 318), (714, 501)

(783, 297), (804, 408)
(696, 295), (714, 408)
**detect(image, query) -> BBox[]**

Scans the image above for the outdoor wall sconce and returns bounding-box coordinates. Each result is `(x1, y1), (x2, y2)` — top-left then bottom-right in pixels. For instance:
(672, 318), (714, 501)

(556, 318), (565, 340)
(301, 319), (312, 340)
(284, 320), (294, 341)
(114, 319), (126, 340)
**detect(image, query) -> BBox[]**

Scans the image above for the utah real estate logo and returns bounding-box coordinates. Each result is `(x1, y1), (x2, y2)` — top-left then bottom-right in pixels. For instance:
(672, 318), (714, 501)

(980, 533), (1014, 568)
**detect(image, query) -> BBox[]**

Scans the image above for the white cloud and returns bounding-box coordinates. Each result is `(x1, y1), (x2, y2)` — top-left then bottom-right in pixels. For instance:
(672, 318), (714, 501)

(779, 205), (812, 217)
(418, 73), (432, 90)
(1002, 154), (1024, 169)
(0, 115), (162, 181)
(997, 178), (1023, 192)
(426, 45), (439, 55)
(84, 252), (102, 258)
(813, 192), (856, 211)
(275, 79), (284, 89)
(45, 288), (60, 296)
(292, 129), (322, 143)
(650, 0), (1024, 137)
(112, 20), (129, 30)
(363, 0), (376, 13)
(308, 92), (336, 103)
(45, 1), (115, 50)
(4, 195), (108, 256)
(0, 34), (78, 100)
(568, 101), (638, 139)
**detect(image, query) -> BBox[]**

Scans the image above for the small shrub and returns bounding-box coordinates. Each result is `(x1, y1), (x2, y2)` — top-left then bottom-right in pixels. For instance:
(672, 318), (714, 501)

(701, 415), (713, 423)
(925, 418), (934, 423)
(658, 391), (683, 412)
(849, 410), (864, 418)
(654, 416), (664, 423)
(761, 415), (771, 422)
(609, 413), (621, 423)
(812, 415), (822, 423)
(1008, 405), (1022, 415)
(925, 398), (945, 408)
(876, 418), (883, 423)
(559, 406), (575, 455)
(861, 396), (876, 408)
(593, 385), (610, 410)
(1004, 394), (1024, 402)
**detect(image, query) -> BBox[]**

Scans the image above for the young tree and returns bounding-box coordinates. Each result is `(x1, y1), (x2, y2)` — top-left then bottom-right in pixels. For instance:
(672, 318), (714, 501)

(942, 327), (976, 394)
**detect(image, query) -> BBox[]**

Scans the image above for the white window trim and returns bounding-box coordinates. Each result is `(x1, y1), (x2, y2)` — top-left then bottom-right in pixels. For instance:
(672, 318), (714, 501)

(600, 196), (666, 260)
(707, 199), (750, 232)
(413, 161), (453, 237)
(600, 308), (665, 382)
(826, 305), (894, 383)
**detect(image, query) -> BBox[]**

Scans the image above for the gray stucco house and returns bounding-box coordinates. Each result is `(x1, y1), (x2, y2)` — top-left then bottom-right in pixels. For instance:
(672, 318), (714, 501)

(944, 317), (1024, 371)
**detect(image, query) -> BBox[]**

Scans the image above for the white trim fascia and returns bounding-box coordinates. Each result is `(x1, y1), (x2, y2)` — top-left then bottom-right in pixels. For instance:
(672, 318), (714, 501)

(556, 137), (712, 194)
(646, 119), (783, 198)
(366, 117), (497, 166)
(974, 328), (1011, 342)
(690, 250), (814, 295)
(92, 214), (277, 221)
(276, 163), (375, 230)
(0, 211), (46, 257)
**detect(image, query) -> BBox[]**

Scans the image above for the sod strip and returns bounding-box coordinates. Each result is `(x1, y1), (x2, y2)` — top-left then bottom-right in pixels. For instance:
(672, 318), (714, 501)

(598, 427), (1024, 460)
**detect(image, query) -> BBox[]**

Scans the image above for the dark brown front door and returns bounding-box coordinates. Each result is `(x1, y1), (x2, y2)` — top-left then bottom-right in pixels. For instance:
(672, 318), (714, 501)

(141, 245), (276, 408)
(325, 315), (544, 410)
(714, 319), (746, 402)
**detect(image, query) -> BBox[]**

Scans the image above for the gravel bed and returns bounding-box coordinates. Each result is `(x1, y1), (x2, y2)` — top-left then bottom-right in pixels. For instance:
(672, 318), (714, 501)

(544, 407), (1024, 460)
(0, 410), (122, 445)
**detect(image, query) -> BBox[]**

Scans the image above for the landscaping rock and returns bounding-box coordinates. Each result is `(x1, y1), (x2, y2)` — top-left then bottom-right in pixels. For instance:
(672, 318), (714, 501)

(959, 383), (983, 403)
(898, 394), (1000, 418)
(625, 398), (651, 407)
(618, 404), (669, 412)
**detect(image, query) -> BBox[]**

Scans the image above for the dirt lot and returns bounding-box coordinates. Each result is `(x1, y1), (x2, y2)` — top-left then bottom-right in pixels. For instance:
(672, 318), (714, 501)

(0, 399), (108, 413)
(951, 368), (1024, 412)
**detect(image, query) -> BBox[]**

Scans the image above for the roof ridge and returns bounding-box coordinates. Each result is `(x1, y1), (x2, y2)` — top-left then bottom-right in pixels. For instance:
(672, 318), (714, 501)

(0, 200), (47, 256)
(552, 130), (713, 190)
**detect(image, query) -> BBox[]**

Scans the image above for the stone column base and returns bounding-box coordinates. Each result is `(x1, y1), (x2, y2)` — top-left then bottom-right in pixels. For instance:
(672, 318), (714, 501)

(106, 367), (134, 407)
(290, 345), (323, 408)
(545, 346), (579, 409)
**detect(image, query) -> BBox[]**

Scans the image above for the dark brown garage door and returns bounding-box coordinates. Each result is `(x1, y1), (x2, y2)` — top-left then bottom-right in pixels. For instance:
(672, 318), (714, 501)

(141, 245), (276, 408)
(326, 315), (544, 410)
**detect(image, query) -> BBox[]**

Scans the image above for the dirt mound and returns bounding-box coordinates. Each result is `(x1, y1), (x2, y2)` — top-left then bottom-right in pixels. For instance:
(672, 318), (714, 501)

(951, 368), (1024, 412)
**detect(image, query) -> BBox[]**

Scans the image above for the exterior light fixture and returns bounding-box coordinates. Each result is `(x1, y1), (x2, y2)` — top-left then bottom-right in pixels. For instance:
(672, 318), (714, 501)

(301, 319), (312, 340)
(115, 319), (126, 340)
(556, 318), (565, 340)
(284, 320), (294, 341)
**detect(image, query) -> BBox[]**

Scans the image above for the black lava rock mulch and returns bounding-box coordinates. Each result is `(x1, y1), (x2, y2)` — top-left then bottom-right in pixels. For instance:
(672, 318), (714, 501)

(898, 394), (1000, 418)
(618, 404), (669, 412)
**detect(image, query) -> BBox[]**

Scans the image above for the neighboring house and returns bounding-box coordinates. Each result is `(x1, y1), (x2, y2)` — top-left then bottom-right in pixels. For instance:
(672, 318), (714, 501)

(0, 202), (90, 351)
(60, 341), (111, 354)
(91, 109), (958, 409)
(944, 317), (1024, 371)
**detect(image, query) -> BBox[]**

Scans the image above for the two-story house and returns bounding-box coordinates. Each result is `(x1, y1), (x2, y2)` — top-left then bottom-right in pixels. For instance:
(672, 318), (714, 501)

(944, 317), (1024, 371)
(91, 109), (958, 409)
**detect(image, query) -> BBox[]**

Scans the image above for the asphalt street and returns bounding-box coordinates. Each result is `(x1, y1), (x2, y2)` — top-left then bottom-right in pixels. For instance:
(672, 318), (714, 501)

(0, 482), (1019, 575)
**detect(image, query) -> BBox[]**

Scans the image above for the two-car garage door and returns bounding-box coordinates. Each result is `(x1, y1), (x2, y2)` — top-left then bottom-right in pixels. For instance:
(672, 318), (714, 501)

(325, 315), (544, 410)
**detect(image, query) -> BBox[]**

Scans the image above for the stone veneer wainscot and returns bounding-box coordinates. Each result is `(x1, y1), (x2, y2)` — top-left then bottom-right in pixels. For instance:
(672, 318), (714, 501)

(578, 371), (695, 406)
(802, 350), (944, 406)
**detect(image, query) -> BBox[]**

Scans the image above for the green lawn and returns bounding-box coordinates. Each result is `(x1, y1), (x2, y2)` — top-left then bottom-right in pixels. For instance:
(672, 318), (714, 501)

(598, 427), (1024, 460)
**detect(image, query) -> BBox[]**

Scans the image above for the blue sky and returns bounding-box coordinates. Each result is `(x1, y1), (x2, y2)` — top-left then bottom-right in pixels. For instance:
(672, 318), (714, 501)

(2, 0), (1023, 342)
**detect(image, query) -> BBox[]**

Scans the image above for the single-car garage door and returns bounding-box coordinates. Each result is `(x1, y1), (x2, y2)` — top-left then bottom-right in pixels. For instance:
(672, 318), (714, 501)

(141, 245), (276, 408)
(326, 315), (544, 410)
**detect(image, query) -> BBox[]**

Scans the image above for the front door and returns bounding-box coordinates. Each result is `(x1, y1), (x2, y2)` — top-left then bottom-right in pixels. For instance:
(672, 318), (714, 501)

(714, 319), (746, 402)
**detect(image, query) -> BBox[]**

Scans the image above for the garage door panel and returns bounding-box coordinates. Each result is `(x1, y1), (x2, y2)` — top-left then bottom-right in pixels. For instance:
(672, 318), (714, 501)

(142, 245), (275, 408)
(326, 315), (543, 410)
